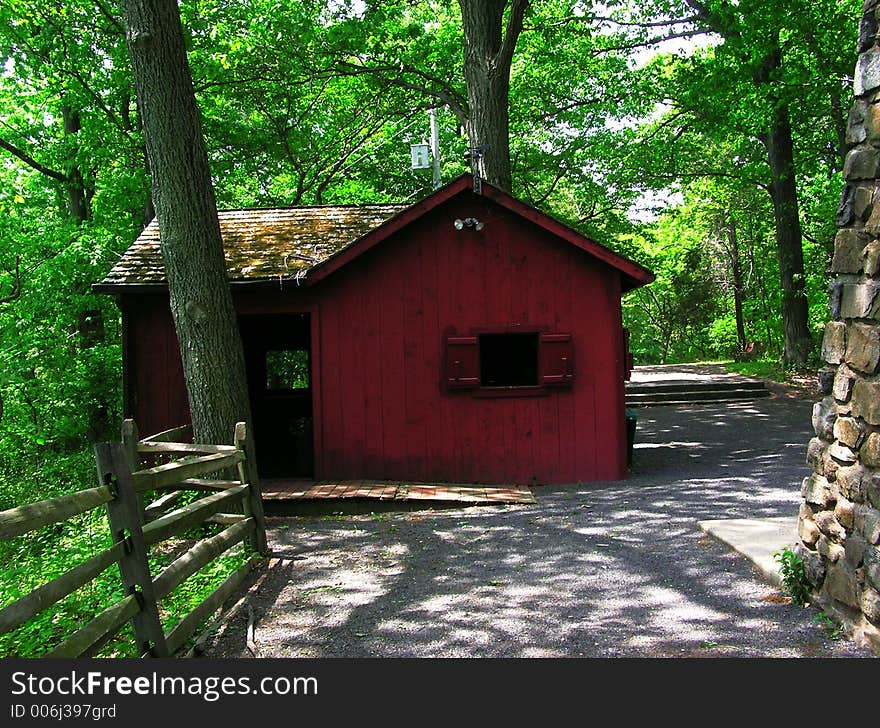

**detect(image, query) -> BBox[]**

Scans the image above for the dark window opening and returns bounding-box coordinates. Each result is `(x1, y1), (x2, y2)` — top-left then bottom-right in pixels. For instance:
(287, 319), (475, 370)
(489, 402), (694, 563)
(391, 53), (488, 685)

(266, 350), (310, 390)
(479, 333), (539, 387)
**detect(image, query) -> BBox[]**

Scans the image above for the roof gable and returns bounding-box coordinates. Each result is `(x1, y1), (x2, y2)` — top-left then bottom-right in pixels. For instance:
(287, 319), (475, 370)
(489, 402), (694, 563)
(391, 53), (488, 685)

(308, 175), (654, 292)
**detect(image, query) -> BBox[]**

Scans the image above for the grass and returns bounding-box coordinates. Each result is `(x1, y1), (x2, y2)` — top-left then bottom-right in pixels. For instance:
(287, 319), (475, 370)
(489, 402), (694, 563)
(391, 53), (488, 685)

(723, 359), (791, 381)
(0, 447), (253, 657)
(646, 357), (814, 384)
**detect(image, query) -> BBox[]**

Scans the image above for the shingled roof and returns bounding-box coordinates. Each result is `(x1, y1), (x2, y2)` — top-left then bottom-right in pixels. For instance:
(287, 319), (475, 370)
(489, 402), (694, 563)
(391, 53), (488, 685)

(97, 204), (407, 290)
(97, 175), (653, 293)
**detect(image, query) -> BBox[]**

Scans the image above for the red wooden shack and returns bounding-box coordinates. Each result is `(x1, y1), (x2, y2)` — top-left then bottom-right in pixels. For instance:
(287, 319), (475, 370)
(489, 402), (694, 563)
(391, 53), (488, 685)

(96, 174), (653, 485)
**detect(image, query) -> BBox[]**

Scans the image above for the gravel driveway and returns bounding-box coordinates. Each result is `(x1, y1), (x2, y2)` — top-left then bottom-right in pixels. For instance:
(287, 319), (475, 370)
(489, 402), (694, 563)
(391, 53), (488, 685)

(202, 393), (873, 658)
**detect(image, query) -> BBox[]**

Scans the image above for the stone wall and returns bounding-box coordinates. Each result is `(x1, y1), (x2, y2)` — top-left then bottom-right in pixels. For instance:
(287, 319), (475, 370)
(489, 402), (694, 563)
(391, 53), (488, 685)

(796, 0), (880, 654)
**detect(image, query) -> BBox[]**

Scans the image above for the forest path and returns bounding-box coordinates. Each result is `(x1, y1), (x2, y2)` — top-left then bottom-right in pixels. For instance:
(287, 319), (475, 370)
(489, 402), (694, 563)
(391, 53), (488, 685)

(200, 390), (872, 658)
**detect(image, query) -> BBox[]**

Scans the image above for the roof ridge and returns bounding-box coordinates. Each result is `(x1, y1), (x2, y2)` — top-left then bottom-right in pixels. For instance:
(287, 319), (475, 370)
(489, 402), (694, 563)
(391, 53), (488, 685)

(215, 202), (409, 213)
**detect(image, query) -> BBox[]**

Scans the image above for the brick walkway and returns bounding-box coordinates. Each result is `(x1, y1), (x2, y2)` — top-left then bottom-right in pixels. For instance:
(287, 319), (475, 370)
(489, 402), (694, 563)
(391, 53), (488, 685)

(261, 479), (535, 505)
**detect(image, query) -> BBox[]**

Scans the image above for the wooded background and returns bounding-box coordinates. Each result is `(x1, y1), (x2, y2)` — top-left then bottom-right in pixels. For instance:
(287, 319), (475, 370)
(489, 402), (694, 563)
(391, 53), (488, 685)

(0, 0), (857, 461)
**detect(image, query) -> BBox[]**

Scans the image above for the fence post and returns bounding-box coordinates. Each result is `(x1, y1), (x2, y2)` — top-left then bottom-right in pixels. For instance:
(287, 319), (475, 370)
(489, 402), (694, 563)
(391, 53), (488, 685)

(121, 419), (146, 515)
(95, 442), (169, 657)
(121, 419), (140, 471)
(234, 422), (269, 555)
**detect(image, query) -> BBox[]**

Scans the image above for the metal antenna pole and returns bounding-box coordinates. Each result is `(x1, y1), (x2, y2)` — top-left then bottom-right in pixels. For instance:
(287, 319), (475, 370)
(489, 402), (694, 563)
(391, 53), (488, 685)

(429, 108), (441, 190)
(468, 144), (486, 195)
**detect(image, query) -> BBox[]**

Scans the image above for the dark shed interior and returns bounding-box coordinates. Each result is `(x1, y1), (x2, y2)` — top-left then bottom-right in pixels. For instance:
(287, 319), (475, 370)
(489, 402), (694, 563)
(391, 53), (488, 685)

(239, 313), (313, 477)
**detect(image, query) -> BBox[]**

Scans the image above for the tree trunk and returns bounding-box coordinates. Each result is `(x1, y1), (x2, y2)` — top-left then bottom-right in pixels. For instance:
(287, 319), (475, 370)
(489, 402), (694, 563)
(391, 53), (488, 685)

(762, 103), (813, 366)
(133, 100), (157, 227)
(458, 0), (528, 192)
(689, 9), (815, 365)
(119, 0), (251, 444)
(753, 42), (812, 366)
(727, 215), (747, 355)
(62, 107), (89, 223)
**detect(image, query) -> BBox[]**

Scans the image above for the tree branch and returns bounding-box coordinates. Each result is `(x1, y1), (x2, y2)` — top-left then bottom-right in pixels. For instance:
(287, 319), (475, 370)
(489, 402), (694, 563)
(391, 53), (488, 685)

(498, 0), (530, 69)
(94, 0), (126, 35)
(0, 138), (69, 183)
(590, 14), (703, 29)
(333, 59), (470, 125)
(0, 257), (22, 306)
(683, 0), (738, 40)
(594, 28), (713, 54)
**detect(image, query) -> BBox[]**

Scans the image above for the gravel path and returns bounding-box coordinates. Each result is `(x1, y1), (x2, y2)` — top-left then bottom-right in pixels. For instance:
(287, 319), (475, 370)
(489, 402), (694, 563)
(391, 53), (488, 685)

(202, 393), (874, 658)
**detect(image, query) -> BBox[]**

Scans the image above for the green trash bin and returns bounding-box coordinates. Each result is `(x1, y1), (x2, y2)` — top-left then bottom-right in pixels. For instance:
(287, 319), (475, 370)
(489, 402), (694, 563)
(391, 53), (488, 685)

(625, 408), (638, 468)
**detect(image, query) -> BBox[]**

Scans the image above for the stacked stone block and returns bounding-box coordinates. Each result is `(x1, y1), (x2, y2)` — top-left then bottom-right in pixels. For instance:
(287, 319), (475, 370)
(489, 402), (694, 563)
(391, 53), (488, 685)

(797, 0), (880, 654)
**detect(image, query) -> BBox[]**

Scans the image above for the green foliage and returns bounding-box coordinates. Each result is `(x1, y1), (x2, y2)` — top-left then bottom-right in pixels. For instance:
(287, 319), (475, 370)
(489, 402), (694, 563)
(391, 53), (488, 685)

(707, 316), (741, 356)
(724, 359), (791, 382)
(266, 350), (310, 390)
(0, 219), (124, 451)
(813, 610), (845, 639)
(609, 0), (857, 364)
(774, 547), (811, 607)
(0, 449), (254, 657)
(621, 205), (726, 363)
(0, 450), (121, 657)
(0, 0), (864, 655)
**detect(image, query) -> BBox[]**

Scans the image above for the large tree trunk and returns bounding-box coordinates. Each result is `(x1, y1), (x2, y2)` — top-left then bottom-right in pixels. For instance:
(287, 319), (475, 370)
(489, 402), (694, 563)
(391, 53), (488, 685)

(137, 117), (157, 227)
(727, 215), (747, 355)
(753, 42), (813, 366)
(119, 0), (251, 444)
(688, 6), (815, 366)
(458, 0), (528, 192)
(762, 102), (813, 366)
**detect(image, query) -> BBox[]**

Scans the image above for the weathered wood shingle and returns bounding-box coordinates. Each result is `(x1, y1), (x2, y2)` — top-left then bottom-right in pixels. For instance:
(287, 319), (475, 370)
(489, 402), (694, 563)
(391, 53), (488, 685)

(100, 205), (407, 287)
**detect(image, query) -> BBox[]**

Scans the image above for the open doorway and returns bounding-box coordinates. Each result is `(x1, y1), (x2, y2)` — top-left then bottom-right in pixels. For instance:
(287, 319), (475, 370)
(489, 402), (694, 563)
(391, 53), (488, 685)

(239, 313), (313, 478)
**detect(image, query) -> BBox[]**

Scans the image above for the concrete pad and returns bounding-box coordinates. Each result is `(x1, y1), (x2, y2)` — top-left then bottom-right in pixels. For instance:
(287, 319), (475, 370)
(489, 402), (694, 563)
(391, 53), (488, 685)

(698, 516), (798, 588)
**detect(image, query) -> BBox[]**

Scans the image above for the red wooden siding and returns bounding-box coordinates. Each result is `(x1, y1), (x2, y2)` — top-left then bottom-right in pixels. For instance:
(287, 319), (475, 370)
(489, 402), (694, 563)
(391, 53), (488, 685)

(122, 299), (189, 437)
(118, 190), (629, 485)
(313, 196), (626, 484)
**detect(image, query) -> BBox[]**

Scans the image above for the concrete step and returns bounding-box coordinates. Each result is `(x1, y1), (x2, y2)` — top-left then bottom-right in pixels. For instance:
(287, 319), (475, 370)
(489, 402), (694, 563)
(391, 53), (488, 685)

(626, 388), (772, 407)
(625, 379), (766, 395)
(626, 397), (768, 408)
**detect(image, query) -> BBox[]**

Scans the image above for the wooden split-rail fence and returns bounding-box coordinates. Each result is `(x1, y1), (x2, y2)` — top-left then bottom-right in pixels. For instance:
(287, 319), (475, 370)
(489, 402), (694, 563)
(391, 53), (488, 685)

(0, 420), (268, 657)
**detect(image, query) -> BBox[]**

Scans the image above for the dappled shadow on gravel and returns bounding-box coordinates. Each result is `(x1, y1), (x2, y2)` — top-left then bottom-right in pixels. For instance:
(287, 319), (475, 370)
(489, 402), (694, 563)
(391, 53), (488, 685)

(203, 397), (873, 658)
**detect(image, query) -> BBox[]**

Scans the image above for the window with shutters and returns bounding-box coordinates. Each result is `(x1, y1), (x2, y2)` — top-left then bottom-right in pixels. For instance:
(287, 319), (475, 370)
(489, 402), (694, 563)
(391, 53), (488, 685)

(444, 329), (573, 394)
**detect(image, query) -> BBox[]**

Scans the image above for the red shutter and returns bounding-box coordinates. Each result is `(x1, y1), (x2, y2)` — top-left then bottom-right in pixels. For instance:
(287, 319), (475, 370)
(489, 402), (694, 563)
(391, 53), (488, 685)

(540, 333), (574, 386)
(445, 335), (480, 389)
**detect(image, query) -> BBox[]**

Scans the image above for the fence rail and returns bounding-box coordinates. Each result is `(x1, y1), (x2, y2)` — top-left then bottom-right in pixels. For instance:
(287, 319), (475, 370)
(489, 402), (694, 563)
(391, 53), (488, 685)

(0, 419), (268, 657)
(0, 485), (114, 541)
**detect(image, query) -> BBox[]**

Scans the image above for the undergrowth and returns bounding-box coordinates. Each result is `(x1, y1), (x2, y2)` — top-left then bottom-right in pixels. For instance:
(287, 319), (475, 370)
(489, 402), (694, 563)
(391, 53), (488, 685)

(773, 547), (811, 607)
(0, 447), (250, 657)
(724, 359), (811, 383)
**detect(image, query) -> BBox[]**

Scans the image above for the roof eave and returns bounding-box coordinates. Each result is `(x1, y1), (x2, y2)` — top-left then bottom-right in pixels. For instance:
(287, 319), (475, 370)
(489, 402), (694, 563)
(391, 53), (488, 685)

(476, 182), (655, 291)
(92, 277), (317, 295)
